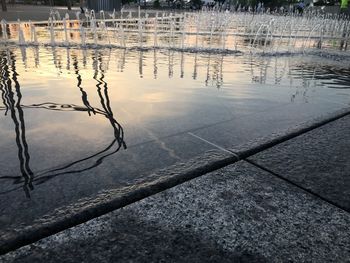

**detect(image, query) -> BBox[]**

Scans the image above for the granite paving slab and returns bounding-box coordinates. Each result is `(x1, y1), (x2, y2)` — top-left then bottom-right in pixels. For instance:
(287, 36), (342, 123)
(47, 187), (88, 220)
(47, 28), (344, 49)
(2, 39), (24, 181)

(249, 114), (350, 212)
(2, 161), (349, 262)
(0, 131), (231, 241)
(0, 149), (237, 255)
(4, 46), (350, 246)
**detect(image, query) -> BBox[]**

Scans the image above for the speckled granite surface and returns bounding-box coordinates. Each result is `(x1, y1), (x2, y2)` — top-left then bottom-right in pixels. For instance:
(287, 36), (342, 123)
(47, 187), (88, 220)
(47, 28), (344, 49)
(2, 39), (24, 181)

(2, 161), (349, 262)
(249, 114), (350, 212)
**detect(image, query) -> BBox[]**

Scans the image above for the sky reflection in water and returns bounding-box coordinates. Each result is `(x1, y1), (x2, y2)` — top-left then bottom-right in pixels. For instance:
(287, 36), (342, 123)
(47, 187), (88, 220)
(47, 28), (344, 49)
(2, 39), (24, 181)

(0, 45), (350, 198)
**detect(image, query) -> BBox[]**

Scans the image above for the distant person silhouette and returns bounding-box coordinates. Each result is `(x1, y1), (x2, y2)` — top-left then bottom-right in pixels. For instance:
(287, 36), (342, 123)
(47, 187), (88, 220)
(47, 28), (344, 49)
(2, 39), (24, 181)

(340, 0), (349, 16)
(296, 0), (305, 15)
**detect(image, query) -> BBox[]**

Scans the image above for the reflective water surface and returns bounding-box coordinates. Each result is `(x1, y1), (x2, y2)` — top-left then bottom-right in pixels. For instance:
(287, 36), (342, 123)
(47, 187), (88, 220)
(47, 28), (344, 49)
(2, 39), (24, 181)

(0, 45), (350, 230)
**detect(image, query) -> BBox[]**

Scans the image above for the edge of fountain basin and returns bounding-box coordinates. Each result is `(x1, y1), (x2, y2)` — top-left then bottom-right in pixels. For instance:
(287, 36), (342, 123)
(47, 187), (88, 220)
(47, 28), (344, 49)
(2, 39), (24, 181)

(1, 107), (350, 255)
(0, 149), (238, 255)
(232, 107), (350, 159)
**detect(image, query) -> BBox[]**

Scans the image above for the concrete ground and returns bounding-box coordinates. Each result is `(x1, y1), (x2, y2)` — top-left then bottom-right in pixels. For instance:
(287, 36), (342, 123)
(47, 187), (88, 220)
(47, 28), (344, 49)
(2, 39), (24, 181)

(0, 5), (80, 22)
(0, 4), (157, 23)
(1, 114), (350, 262)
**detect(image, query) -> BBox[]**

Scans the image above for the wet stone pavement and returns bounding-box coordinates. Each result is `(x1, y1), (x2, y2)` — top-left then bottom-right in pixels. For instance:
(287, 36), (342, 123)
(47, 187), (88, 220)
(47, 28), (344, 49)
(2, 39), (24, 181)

(1, 159), (349, 262)
(1, 113), (350, 261)
(0, 12), (350, 259)
(249, 114), (350, 212)
(1, 48), (350, 243)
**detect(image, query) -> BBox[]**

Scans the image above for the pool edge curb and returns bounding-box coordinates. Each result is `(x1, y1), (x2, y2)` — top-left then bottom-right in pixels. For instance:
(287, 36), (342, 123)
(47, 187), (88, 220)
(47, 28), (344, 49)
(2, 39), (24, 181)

(1, 107), (350, 255)
(0, 150), (238, 255)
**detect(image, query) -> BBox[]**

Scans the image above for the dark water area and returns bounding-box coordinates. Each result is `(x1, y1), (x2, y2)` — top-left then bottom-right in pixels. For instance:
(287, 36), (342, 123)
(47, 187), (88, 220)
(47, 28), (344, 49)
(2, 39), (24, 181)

(0, 45), (349, 232)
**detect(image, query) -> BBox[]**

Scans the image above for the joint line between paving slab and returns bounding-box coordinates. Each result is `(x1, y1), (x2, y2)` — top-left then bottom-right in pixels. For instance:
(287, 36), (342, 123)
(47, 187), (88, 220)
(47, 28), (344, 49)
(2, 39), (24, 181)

(232, 109), (350, 159)
(190, 111), (350, 214)
(2, 110), (350, 255)
(245, 159), (350, 214)
(188, 132), (239, 158)
(318, 97), (350, 107)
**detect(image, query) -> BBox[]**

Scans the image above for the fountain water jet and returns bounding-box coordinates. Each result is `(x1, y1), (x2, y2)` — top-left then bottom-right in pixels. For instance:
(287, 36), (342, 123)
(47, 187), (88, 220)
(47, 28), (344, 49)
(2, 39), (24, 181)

(1, 19), (8, 40)
(18, 20), (26, 46)
(48, 18), (56, 46)
(91, 16), (98, 46)
(63, 18), (69, 46)
(154, 12), (158, 48)
(30, 21), (38, 44)
(0, 9), (348, 55)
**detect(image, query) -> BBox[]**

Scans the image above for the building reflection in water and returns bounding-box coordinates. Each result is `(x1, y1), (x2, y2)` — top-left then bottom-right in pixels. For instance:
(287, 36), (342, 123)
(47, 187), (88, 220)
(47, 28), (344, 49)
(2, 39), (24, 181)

(0, 51), (34, 198)
(0, 49), (126, 197)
